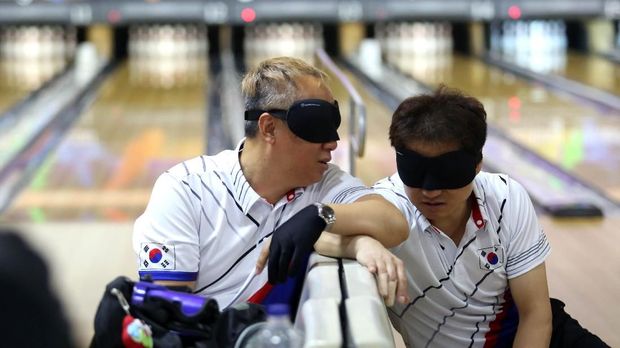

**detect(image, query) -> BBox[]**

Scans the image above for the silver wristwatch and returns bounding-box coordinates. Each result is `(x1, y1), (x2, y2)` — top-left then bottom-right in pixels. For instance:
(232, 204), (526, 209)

(314, 202), (336, 231)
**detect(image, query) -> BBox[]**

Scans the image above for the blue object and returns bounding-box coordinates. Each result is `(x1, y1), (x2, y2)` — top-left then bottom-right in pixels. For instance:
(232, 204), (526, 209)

(266, 304), (289, 316)
(131, 281), (207, 317)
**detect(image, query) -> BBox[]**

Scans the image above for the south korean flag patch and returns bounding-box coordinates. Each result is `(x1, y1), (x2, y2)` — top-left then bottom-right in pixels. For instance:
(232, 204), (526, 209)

(478, 245), (505, 270)
(140, 243), (175, 270)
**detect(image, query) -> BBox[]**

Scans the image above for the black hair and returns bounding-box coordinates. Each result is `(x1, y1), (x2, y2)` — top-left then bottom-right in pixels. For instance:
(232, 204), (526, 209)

(389, 85), (487, 162)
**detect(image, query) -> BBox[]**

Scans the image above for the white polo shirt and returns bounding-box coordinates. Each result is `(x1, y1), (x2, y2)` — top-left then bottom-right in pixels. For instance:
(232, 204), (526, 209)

(133, 140), (374, 307)
(373, 171), (551, 348)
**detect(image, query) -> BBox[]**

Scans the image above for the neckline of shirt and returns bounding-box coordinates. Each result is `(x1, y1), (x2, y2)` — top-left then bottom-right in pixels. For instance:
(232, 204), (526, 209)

(414, 179), (489, 234)
(232, 139), (305, 213)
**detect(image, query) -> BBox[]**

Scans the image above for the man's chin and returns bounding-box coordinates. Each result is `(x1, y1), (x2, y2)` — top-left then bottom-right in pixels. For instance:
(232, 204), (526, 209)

(417, 205), (447, 220)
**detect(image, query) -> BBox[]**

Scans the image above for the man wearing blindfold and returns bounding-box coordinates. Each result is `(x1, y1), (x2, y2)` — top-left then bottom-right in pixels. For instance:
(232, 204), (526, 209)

(133, 57), (410, 310)
(369, 86), (608, 347)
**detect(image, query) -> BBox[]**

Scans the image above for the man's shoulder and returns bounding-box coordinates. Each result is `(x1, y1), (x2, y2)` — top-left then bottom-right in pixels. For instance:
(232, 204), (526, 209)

(475, 172), (510, 194)
(474, 172), (532, 217)
(317, 163), (360, 185)
(373, 173), (404, 192)
(307, 164), (373, 203)
(475, 172), (526, 198)
(372, 174), (411, 209)
(166, 151), (237, 180)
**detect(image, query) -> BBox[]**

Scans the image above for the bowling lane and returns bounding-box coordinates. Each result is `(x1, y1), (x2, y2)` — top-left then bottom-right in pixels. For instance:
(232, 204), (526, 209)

(553, 52), (620, 95)
(2, 58), (208, 222)
(394, 53), (620, 202)
(0, 59), (33, 113)
(0, 25), (74, 114)
(502, 50), (620, 96)
(0, 57), (68, 114)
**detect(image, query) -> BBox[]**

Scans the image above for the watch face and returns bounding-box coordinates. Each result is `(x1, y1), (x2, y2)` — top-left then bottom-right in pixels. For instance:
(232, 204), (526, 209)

(320, 204), (336, 224)
(325, 205), (335, 218)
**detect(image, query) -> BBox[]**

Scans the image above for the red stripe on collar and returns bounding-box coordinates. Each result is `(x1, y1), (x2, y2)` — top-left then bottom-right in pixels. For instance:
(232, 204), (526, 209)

(286, 189), (296, 202)
(471, 196), (485, 229)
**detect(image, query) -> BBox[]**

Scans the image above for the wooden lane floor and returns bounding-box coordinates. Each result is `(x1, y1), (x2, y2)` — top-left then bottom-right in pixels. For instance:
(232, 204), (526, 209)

(0, 58), (66, 114)
(3, 59), (207, 222)
(555, 52), (620, 95)
(394, 54), (620, 202)
(508, 51), (620, 96)
(0, 59), (27, 113)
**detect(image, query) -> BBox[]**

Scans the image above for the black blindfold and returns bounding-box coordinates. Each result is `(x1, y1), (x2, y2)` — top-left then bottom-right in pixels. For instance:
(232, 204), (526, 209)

(245, 99), (341, 143)
(396, 148), (478, 190)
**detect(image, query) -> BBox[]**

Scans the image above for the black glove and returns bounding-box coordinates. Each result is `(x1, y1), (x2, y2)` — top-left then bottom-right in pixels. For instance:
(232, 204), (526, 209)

(268, 204), (326, 284)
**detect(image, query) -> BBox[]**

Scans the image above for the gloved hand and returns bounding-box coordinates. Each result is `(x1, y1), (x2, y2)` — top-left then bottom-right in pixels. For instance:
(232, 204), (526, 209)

(268, 204), (327, 284)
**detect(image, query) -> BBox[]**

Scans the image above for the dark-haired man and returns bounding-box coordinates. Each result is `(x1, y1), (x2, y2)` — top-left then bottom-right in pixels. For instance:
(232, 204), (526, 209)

(371, 86), (608, 347)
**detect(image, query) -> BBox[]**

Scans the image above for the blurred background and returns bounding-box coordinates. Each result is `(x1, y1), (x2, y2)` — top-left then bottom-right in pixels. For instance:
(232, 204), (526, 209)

(0, 0), (619, 346)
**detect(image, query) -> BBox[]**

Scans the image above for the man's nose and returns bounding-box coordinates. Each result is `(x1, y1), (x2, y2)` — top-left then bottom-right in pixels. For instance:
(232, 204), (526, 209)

(322, 140), (338, 151)
(421, 189), (442, 198)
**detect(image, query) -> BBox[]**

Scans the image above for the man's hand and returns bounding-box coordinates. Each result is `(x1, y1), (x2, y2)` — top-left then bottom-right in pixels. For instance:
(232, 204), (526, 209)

(353, 236), (410, 306)
(258, 233), (410, 306)
(256, 238), (271, 275)
(265, 204), (326, 284)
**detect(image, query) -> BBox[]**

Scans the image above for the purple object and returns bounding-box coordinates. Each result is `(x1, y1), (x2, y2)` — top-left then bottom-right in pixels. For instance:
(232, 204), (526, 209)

(131, 281), (207, 317)
(266, 304), (290, 316)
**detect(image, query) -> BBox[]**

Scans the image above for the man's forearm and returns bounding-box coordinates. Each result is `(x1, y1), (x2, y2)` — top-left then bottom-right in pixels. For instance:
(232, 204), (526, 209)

(509, 263), (552, 348)
(512, 312), (552, 348)
(314, 232), (357, 258)
(330, 196), (408, 247)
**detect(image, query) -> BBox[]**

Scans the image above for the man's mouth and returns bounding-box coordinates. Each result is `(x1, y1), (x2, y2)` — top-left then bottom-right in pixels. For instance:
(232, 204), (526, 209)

(423, 201), (444, 206)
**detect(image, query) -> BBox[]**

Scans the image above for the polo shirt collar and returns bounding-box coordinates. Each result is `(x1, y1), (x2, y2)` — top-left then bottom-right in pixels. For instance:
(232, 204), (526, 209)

(276, 187), (305, 206)
(231, 139), (261, 213)
(415, 212), (433, 233)
(416, 181), (488, 234)
(471, 178), (489, 230)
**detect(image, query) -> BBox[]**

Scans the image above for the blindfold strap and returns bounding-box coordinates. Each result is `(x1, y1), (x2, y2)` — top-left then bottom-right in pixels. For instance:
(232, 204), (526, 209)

(396, 148), (478, 190)
(244, 110), (265, 121)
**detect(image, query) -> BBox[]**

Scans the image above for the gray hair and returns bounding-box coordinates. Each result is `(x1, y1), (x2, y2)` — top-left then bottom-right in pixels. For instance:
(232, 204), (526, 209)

(241, 56), (328, 137)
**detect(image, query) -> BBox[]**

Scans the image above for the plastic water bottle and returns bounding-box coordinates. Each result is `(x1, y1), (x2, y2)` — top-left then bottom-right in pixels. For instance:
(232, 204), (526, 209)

(242, 304), (303, 348)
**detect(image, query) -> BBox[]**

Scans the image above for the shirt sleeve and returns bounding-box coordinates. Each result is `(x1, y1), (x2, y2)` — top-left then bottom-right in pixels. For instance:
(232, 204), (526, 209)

(372, 174), (416, 227)
(314, 164), (375, 204)
(133, 172), (200, 282)
(504, 178), (551, 279)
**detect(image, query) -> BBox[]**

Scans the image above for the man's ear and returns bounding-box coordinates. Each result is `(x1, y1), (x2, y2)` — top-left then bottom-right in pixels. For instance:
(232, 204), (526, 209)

(476, 159), (483, 174)
(258, 113), (276, 143)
